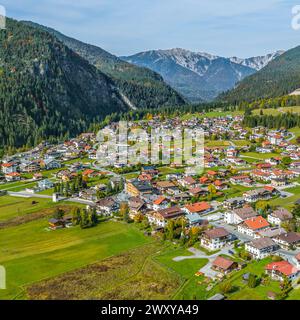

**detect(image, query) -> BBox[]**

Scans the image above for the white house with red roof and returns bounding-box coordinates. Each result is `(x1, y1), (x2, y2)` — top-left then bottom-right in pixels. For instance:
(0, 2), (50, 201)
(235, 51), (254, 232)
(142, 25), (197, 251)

(265, 261), (299, 282)
(237, 216), (270, 237)
(152, 196), (170, 211)
(1, 162), (18, 174)
(184, 202), (212, 215)
(5, 172), (21, 182)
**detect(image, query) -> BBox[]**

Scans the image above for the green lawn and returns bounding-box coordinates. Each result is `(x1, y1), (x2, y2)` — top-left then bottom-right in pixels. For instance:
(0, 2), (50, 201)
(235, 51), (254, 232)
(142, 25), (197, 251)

(253, 106), (300, 117)
(155, 248), (209, 299)
(287, 288), (300, 300)
(205, 140), (230, 147)
(217, 184), (253, 201)
(232, 140), (250, 147)
(0, 196), (59, 222)
(158, 166), (185, 176)
(0, 180), (36, 191)
(268, 185), (300, 209)
(180, 110), (243, 120)
(208, 258), (282, 300)
(241, 152), (280, 160)
(0, 220), (152, 299)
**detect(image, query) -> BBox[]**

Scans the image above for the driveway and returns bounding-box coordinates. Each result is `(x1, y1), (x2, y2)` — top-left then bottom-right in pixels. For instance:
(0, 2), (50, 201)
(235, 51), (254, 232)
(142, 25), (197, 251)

(173, 245), (235, 278)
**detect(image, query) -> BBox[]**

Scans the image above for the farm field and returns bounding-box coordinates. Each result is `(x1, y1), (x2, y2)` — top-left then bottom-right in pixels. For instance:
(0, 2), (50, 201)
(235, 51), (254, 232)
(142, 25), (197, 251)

(0, 219), (152, 299)
(180, 110), (243, 120)
(252, 106), (300, 116)
(232, 140), (250, 147)
(206, 140), (231, 147)
(0, 196), (61, 222)
(27, 243), (182, 300)
(241, 151), (280, 160)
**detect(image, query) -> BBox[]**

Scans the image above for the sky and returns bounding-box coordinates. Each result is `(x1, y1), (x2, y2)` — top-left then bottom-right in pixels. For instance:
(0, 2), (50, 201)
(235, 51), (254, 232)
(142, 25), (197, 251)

(1, 0), (300, 58)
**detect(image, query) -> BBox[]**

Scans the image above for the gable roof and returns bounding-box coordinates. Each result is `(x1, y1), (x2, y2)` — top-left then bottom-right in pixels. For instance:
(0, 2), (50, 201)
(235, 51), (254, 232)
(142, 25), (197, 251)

(183, 176), (196, 184)
(248, 237), (276, 250)
(212, 256), (235, 271)
(271, 208), (293, 221)
(185, 202), (211, 213)
(243, 216), (269, 230)
(204, 227), (229, 239)
(276, 232), (300, 244)
(153, 196), (167, 206)
(233, 207), (257, 220)
(265, 261), (298, 276)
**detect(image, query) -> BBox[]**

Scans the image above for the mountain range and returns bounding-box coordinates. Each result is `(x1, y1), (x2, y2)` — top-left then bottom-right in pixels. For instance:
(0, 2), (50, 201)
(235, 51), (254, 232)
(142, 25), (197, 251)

(219, 45), (300, 103)
(23, 21), (186, 110)
(1, 17), (297, 151)
(121, 48), (284, 102)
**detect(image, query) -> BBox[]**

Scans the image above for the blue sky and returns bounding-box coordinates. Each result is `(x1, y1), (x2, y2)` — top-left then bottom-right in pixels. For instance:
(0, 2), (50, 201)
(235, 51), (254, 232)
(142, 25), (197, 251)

(1, 0), (300, 57)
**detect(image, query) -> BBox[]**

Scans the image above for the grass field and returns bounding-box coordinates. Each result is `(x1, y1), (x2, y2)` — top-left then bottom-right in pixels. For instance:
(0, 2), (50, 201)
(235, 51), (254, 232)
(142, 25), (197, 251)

(253, 106), (300, 116)
(241, 152), (280, 160)
(268, 185), (300, 209)
(26, 243), (181, 300)
(23, 245), (210, 300)
(0, 220), (152, 299)
(180, 110), (243, 120)
(155, 248), (209, 299)
(0, 196), (60, 222)
(205, 140), (230, 147)
(232, 140), (250, 147)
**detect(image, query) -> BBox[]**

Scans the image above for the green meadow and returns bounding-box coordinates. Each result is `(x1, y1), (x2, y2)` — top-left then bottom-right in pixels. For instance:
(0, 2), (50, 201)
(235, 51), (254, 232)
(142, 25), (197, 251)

(0, 218), (152, 299)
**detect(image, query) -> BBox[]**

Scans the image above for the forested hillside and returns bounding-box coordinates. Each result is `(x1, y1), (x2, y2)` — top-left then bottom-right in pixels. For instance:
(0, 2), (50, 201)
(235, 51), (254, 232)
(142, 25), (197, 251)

(24, 21), (186, 109)
(219, 45), (300, 103)
(0, 18), (128, 150)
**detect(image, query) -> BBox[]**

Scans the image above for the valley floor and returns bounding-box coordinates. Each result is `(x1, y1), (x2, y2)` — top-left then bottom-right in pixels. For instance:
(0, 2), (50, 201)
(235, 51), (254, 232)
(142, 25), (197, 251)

(1, 196), (299, 300)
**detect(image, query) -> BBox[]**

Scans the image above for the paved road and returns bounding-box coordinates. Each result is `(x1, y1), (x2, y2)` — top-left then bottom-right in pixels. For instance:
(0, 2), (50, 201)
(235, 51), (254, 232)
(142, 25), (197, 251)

(91, 161), (120, 177)
(286, 132), (295, 142)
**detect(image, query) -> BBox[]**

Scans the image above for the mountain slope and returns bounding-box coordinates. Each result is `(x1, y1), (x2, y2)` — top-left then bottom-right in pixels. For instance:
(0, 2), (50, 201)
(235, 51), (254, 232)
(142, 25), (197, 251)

(121, 48), (282, 102)
(219, 46), (300, 103)
(23, 21), (186, 109)
(0, 18), (128, 149)
(120, 49), (252, 102)
(229, 51), (284, 71)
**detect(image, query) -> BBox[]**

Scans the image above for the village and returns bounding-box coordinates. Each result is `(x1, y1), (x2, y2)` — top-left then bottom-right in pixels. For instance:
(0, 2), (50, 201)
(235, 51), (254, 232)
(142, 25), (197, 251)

(1, 113), (300, 300)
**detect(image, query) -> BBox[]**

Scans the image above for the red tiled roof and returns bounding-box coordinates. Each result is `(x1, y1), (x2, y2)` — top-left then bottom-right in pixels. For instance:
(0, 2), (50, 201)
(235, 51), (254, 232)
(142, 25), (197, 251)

(5, 172), (20, 177)
(82, 169), (95, 176)
(185, 202), (211, 213)
(243, 216), (269, 230)
(138, 173), (152, 181)
(199, 177), (209, 183)
(153, 196), (167, 205)
(264, 186), (276, 192)
(2, 163), (15, 167)
(214, 180), (224, 186)
(212, 256), (235, 271)
(207, 170), (217, 175)
(265, 261), (298, 276)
